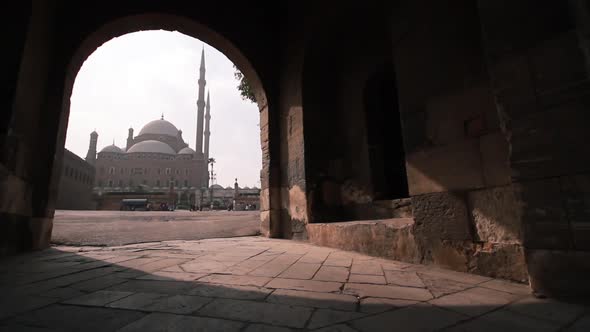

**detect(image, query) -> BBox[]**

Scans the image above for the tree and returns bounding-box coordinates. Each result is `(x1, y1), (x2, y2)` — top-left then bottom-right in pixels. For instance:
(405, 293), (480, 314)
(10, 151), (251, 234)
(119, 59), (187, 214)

(233, 65), (256, 103)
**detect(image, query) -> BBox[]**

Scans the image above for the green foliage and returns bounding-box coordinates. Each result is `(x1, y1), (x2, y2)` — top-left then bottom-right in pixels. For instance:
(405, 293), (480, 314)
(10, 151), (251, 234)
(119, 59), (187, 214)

(233, 65), (256, 103)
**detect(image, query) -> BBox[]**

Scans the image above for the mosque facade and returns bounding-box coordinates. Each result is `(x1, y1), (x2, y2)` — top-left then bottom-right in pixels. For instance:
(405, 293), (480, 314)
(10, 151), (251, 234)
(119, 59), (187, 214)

(86, 49), (212, 199)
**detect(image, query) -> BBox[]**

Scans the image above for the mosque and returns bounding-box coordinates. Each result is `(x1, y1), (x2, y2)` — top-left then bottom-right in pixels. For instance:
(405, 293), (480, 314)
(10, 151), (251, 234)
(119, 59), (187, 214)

(86, 48), (212, 200)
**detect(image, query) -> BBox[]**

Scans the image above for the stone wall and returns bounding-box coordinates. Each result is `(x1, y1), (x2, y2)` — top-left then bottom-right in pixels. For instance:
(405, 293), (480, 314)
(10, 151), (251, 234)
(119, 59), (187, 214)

(478, 0), (590, 297)
(55, 149), (95, 210)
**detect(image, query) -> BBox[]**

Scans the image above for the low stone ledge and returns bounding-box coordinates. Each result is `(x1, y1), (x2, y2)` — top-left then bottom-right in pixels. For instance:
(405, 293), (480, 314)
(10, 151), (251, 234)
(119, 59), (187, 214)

(307, 218), (529, 284)
(306, 218), (421, 263)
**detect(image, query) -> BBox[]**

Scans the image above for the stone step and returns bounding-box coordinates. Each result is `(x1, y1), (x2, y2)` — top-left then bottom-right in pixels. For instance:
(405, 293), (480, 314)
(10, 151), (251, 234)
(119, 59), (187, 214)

(306, 218), (420, 263)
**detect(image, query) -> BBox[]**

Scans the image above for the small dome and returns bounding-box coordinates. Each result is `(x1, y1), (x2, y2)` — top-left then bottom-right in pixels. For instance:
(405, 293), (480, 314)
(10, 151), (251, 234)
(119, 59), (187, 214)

(138, 119), (179, 137)
(127, 140), (176, 155)
(178, 147), (196, 154)
(99, 144), (123, 153)
(210, 184), (223, 189)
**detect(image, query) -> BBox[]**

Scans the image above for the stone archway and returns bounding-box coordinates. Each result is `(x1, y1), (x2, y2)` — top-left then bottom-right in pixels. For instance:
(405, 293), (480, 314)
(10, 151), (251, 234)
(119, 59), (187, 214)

(6, 5), (279, 253)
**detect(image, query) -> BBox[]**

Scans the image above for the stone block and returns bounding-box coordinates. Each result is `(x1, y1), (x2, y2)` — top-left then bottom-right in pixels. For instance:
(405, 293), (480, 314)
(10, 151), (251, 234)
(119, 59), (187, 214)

(514, 179), (572, 249)
(412, 192), (472, 241)
(307, 218), (421, 263)
(472, 243), (528, 282)
(467, 186), (522, 244)
(525, 249), (590, 298)
(530, 32), (587, 94)
(0, 174), (32, 215)
(510, 106), (590, 181)
(479, 132), (511, 187)
(425, 85), (496, 145)
(405, 139), (485, 195)
(561, 174), (590, 250)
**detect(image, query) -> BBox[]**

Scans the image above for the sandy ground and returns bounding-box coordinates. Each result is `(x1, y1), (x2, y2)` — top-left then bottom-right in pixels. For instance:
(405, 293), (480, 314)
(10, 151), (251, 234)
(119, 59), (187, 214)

(52, 210), (260, 246)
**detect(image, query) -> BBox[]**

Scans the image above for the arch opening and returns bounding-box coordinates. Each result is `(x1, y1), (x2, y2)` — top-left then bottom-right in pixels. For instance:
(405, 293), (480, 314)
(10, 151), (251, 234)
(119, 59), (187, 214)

(51, 14), (270, 245)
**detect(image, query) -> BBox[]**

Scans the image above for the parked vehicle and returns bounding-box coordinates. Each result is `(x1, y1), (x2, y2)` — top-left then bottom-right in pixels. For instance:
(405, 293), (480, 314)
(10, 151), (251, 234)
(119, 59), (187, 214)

(120, 198), (149, 211)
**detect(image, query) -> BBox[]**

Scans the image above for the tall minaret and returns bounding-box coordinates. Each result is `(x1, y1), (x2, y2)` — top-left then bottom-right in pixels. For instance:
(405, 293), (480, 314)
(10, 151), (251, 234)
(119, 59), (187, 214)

(126, 127), (134, 151)
(204, 91), (211, 186)
(195, 46), (207, 155)
(85, 130), (98, 165)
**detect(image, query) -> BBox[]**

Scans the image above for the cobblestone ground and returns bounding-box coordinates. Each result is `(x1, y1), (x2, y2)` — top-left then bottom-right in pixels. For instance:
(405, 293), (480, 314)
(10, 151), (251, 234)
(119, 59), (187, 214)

(1, 237), (588, 331)
(52, 210), (260, 246)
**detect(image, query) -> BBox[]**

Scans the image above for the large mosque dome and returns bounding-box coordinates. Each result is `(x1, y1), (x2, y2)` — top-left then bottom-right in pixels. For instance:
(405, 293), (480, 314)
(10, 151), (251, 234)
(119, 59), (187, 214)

(126, 140), (176, 155)
(138, 119), (179, 137)
(178, 147), (196, 155)
(99, 144), (124, 153)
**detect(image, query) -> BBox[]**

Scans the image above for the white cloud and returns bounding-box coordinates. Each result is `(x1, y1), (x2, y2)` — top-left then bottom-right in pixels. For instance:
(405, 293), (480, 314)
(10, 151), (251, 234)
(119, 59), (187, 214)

(66, 30), (261, 188)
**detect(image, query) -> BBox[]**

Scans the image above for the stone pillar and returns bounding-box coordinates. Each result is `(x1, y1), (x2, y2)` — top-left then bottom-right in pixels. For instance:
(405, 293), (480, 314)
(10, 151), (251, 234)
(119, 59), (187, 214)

(1, 1), (59, 256)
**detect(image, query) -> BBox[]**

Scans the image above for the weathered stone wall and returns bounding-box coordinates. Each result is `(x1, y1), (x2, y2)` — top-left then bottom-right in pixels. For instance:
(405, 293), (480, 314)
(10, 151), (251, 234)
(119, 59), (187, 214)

(478, 0), (590, 297)
(55, 149), (95, 210)
(389, 0), (526, 281)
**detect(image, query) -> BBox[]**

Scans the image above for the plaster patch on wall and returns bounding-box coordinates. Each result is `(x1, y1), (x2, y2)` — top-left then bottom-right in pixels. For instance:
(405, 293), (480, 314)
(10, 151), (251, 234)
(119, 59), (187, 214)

(289, 184), (308, 222)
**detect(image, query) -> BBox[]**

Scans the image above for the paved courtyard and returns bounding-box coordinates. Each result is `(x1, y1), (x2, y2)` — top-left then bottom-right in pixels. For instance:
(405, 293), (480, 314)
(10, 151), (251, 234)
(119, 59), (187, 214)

(52, 210), (260, 246)
(0, 236), (588, 331)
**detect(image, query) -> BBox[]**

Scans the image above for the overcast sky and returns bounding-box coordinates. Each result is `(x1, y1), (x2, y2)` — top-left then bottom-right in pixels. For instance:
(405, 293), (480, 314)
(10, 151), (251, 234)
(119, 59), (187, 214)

(66, 30), (261, 188)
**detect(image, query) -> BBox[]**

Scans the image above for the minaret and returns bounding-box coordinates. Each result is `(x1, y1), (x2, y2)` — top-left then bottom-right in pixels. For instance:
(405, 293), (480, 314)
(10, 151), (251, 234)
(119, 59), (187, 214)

(204, 91), (211, 187)
(126, 127), (134, 151)
(195, 46), (206, 155)
(85, 130), (98, 165)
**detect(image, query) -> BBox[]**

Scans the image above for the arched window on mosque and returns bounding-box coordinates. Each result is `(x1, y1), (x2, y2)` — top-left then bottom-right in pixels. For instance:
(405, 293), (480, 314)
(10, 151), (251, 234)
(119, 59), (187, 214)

(108, 180), (113, 187)
(166, 168), (171, 175)
(109, 167), (115, 175)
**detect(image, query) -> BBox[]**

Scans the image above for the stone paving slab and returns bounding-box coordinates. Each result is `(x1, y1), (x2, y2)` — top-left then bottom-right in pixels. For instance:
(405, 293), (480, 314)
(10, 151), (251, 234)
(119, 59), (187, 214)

(0, 236), (587, 331)
(198, 298), (313, 328)
(267, 289), (358, 311)
(117, 312), (244, 332)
